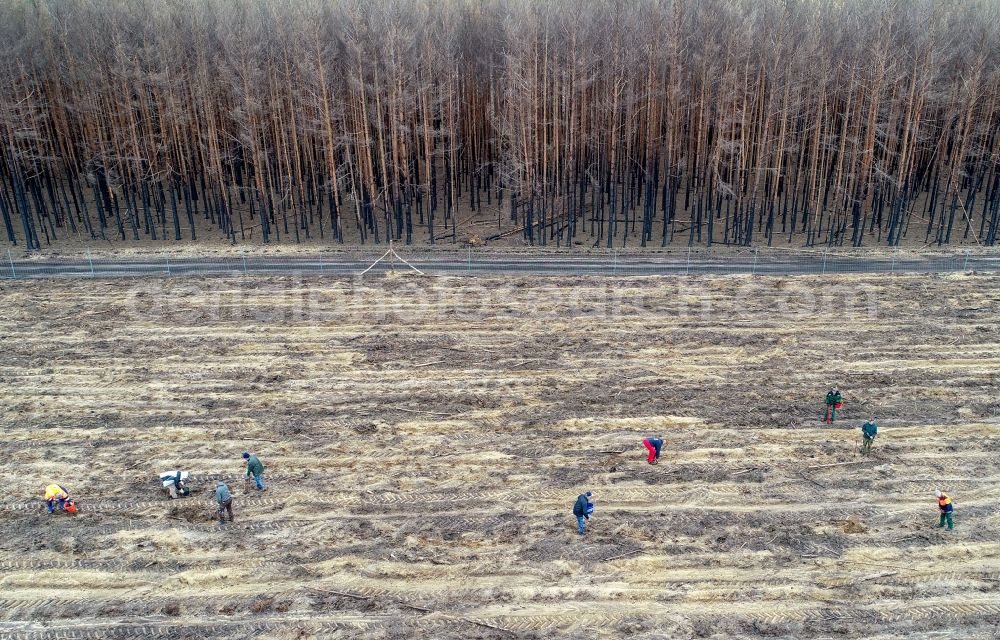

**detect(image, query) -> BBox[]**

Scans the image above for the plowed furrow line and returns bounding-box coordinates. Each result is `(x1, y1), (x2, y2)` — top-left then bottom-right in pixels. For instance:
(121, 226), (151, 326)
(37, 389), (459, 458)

(29, 513), (516, 536)
(0, 559), (176, 574)
(0, 555), (282, 575)
(877, 572), (1000, 587)
(0, 596), (408, 627)
(0, 486), (747, 513)
(1, 494), (347, 514)
(739, 609), (813, 625)
(876, 602), (1000, 622)
(0, 595), (278, 619)
(473, 613), (635, 631)
(0, 616), (392, 640)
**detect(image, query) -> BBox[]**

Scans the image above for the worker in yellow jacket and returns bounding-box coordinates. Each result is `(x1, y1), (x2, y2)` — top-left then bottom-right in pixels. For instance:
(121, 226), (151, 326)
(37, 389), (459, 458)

(45, 484), (71, 514)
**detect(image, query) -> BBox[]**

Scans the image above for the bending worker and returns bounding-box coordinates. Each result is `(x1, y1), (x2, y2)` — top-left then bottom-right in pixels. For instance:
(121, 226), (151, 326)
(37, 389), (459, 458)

(573, 491), (594, 535)
(44, 484), (71, 514)
(159, 470), (190, 499)
(642, 436), (664, 465)
(45, 482), (76, 513)
(216, 481), (234, 524)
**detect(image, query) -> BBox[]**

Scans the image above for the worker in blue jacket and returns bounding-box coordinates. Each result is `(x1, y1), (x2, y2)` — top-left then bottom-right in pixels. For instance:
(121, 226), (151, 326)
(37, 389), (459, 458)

(573, 491), (594, 535)
(216, 481), (234, 524)
(643, 436), (664, 464)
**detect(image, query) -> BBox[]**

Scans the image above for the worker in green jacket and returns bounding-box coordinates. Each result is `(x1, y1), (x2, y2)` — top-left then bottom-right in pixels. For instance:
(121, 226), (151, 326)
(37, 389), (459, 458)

(861, 416), (878, 455)
(825, 387), (843, 423)
(243, 452), (266, 491)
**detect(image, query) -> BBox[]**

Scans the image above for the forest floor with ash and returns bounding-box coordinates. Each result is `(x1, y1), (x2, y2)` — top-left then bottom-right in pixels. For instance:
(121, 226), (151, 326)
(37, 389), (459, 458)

(1, 272), (999, 639)
(6, 194), (991, 258)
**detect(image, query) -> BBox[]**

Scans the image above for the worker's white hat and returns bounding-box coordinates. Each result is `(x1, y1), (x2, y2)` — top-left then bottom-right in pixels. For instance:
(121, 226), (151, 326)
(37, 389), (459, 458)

(934, 489), (942, 498)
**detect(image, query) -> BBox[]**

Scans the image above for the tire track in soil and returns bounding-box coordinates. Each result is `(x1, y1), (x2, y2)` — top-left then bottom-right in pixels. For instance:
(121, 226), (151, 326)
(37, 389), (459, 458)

(4, 602), (998, 638)
(0, 615), (394, 640)
(0, 555), (286, 576)
(0, 593), (336, 623)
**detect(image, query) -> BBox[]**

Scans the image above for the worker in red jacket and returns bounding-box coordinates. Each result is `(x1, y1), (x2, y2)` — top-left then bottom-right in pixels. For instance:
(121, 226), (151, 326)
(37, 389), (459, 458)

(642, 436), (664, 465)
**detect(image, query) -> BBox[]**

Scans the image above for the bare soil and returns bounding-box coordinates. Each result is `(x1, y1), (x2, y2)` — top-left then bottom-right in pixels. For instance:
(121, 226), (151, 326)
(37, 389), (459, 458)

(0, 272), (998, 639)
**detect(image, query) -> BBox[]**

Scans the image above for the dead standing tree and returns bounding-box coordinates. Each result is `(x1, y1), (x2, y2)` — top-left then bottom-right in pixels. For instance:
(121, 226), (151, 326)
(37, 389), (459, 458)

(0, 0), (998, 250)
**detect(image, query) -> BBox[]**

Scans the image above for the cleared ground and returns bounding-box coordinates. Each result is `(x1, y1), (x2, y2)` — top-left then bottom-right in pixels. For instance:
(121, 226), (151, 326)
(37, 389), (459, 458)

(0, 272), (998, 639)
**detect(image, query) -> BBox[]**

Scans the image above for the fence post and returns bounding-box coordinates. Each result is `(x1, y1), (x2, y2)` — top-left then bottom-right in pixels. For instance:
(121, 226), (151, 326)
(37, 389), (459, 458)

(468, 245), (472, 274)
(685, 245), (691, 275)
(752, 247), (759, 275)
(166, 255), (171, 276)
(963, 249), (970, 273)
(6, 248), (15, 279)
(243, 256), (248, 275)
(890, 247), (896, 274)
(613, 249), (618, 275)
(822, 249), (828, 275)
(87, 250), (95, 276)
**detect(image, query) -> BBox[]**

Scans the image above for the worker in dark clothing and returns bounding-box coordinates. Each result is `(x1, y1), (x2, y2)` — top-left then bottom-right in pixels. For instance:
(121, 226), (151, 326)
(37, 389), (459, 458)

(825, 387), (843, 423)
(572, 491), (594, 535)
(216, 481), (234, 524)
(642, 436), (664, 464)
(935, 490), (954, 530)
(243, 452), (266, 491)
(159, 470), (190, 499)
(860, 417), (878, 455)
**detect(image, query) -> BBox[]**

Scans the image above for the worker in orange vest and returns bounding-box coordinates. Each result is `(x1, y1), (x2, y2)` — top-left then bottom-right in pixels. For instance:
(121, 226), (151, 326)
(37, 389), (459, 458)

(935, 490), (954, 530)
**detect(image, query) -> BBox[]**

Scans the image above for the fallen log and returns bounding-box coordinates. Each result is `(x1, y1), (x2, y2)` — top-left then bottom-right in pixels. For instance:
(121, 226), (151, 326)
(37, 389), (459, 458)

(602, 549), (643, 562)
(459, 618), (515, 634)
(804, 460), (877, 470)
(854, 570), (898, 584)
(840, 560), (913, 571)
(307, 587), (373, 600)
(823, 570), (898, 589)
(413, 360), (446, 368)
(394, 406), (455, 417)
(798, 472), (826, 489)
(509, 359), (541, 369)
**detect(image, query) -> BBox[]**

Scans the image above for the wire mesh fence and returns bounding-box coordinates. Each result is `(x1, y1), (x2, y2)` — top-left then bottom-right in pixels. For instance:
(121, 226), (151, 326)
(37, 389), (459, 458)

(1, 247), (996, 280)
